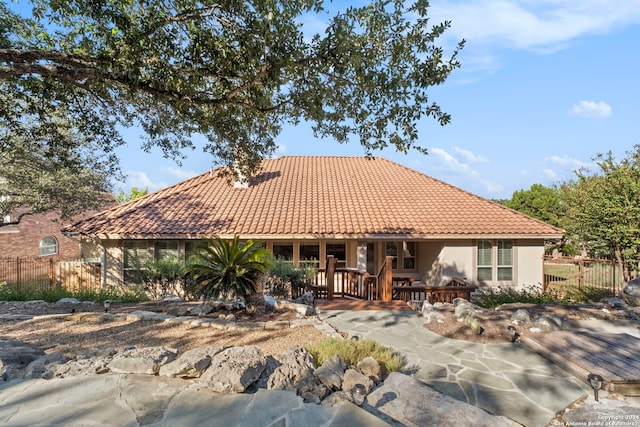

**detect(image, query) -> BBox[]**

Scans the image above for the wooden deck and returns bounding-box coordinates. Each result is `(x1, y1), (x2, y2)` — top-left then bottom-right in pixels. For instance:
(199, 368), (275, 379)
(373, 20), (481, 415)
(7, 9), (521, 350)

(314, 297), (413, 311)
(521, 331), (640, 396)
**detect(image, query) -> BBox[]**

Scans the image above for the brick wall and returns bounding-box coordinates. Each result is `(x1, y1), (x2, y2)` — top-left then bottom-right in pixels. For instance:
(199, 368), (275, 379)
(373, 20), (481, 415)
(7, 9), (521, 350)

(0, 208), (82, 259)
(0, 195), (118, 259)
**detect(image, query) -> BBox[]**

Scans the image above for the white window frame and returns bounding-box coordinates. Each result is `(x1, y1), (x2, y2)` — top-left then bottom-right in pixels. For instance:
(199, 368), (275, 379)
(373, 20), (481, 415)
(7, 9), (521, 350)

(39, 236), (59, 256)
(476, 240), (514, 282)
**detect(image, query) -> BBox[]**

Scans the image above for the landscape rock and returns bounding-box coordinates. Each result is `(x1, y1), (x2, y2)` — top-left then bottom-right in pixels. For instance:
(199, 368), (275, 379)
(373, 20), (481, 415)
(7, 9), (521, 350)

(264, 295), (276, 310)
(189, 303), (214, 316)
(52, 348), (117, 378)
(622, 278), (640, 307)
(422, 301), (446, 324)
(108, 346), (178, 375)
(199, 346), (266, 393)
(532, 315), (563, 331)
(313, 354), (346, 391)
(0, 339), (46, 381)
(267, 345), (316, 391)
(25, 351), (67, 379)
(365, 372), (519, 427)
(56, 298), (80, 304)
(356, 357), (382, 384)
(159, 345), (225, 379)
(276, 300), (316, 316)
(341, 368), (375, 394)
(165, 306), (190, 317)
(510, 309), (531, 324)
(600, 297), (628, 309)
(163, 295), (184, 302)
(295, 291), (315, 306)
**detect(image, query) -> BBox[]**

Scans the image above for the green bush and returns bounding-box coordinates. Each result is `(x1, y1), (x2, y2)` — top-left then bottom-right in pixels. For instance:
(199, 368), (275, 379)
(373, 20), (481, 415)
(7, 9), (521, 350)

(140, 257), (192, 300)
(0, 281), (148, 303)
(473, 284), (559, 309)
(305, 338), (403, 378)
(264, 259), (317, 299)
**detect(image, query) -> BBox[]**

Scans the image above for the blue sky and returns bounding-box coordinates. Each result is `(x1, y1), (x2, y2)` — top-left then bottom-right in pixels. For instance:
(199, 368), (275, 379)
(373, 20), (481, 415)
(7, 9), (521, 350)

(109, 1), (640, 200)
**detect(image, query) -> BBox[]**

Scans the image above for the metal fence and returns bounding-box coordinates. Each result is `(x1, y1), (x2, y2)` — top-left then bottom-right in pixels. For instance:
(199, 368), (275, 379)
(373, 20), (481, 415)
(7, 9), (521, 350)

(0, 257), (101, 294)
(543, 256), (621, 298)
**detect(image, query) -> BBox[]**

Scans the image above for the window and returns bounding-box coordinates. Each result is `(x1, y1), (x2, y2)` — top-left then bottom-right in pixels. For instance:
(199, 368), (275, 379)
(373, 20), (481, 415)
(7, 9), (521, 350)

(272, 242), (294, 262)
(477, 240), (513, 281)
(154, 240), (179, 261)
(299, 243), (320, 267)
(123, 241), (148, 284)
(385, 241), (417, 271)
(497, 240), (513, 280)
(477, 240), (493, 281)
(326, 243), (346, 268)
(402, 242), (416, 269)
(39, 236), (58, 256)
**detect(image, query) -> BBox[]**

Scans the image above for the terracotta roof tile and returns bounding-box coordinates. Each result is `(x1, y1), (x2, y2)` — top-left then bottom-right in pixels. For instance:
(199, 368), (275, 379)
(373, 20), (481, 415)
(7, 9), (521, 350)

(67, 156), (564, 239)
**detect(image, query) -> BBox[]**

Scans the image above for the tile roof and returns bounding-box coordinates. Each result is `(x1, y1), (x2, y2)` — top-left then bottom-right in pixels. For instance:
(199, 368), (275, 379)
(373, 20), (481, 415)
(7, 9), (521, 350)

(67, 156), (564, 239)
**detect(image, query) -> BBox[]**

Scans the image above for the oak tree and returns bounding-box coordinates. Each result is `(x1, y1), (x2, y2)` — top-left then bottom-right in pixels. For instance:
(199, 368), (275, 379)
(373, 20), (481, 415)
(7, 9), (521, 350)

(1, 0), (463, 221)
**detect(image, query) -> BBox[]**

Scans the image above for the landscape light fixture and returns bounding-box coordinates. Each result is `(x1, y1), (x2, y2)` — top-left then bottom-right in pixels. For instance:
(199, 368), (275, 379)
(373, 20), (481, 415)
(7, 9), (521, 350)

(352, 384), (366, 406)
(587, 373), (604, 402)
(103, 300), (111, 313)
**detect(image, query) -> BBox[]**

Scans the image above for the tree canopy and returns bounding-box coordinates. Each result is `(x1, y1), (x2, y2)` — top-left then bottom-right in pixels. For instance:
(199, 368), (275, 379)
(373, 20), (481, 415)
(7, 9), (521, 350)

(115, 186), (149, 203)
(504, 183), (564, 229)
(563, 145), (640, 282)
(1, 0), (464, 221)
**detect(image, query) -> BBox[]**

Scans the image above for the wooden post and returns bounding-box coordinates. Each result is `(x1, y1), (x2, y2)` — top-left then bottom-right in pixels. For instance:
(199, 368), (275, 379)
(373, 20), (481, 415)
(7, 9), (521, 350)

(49, 258), (54, 289)
(326, 255), (336, 300)
(382, 256), (393, 302)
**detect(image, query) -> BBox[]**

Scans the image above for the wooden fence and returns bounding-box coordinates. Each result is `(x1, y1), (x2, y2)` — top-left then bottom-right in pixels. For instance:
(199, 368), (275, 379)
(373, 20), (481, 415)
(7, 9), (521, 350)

(0, 257), (101, 294)
(543, 256), (621, 297)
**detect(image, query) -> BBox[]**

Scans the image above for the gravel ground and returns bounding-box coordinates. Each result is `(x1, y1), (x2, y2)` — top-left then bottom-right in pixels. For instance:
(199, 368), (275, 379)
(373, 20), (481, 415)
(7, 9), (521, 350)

(0, 300), (327, 357)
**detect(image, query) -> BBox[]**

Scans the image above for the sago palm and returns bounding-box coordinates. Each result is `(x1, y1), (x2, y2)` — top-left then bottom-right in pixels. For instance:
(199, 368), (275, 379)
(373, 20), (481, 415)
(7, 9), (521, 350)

(186, 236), (273, 301)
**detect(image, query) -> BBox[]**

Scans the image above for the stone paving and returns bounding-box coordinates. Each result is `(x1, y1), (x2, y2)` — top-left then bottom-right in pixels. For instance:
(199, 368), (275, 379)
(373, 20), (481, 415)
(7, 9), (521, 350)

(317, 308), (591, 427)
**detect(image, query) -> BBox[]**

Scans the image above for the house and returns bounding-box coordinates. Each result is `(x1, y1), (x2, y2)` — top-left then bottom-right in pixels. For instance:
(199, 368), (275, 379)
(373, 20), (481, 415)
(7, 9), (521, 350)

(0, 196), (118, 260)
(65, 156), (564, 291)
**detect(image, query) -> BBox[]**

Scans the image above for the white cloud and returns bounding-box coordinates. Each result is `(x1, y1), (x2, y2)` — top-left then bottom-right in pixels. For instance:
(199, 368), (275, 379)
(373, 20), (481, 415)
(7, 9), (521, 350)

(546, 155), (589, 169)
(430, 147), (473, 173)
(162, 166), (198, 181)
(429, 1), (640, 50)
(570, 100), (612, 119)
(452, 147), (488, 163)
(114, 171), (167, 193)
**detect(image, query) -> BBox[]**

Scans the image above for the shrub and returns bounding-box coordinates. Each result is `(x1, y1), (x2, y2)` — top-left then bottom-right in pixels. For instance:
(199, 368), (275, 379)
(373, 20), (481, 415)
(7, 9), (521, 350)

(305, 337), (403, 378)
(140, 257), (192, 300)
(264, 259), (317, 299)
(0, 282), (148, 303)
(473, 284), (559, 309)
(186, 237), (273, 303)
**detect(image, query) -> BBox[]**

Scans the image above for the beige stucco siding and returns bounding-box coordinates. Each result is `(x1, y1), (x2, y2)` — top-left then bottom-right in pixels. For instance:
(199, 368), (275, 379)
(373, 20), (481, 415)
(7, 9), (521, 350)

(514, 239), (545, 290)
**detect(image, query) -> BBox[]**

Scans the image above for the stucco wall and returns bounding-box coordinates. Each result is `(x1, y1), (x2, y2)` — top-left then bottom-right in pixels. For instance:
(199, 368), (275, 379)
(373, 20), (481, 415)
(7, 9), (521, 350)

(514, 239), (545, 289)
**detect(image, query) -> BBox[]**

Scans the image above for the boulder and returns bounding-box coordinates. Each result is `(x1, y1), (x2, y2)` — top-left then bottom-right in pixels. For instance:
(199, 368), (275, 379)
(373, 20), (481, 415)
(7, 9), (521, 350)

(108, 346), (178, 375)
(264, 295), (276, 310)
(295, 292), (315, 306)
(199, 346), (266, 393)
(52, 348), (117, 378)
(275, 300), (315, 316)
(159, 345), (225, 379)
(356, 357), (382, 384)
(189, 303), (214, 316)
(532, 315), (563, 332)
(313, 354), (346, 391)
(366, 372), (519, 427)
(165, 306), (190, 317)
(601, 297), (628, 309)
(267, 345), (316, 391)
(341, 368), (375, 394)
(622, 278), (640, 307)
(510, 309), (531, 324)
(163, 295), (184, 302)
(25, 352), (67, 379)
(0, 339), (46, 381)
(422, 301), (445, 324)
(56, 297), (81, 304)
